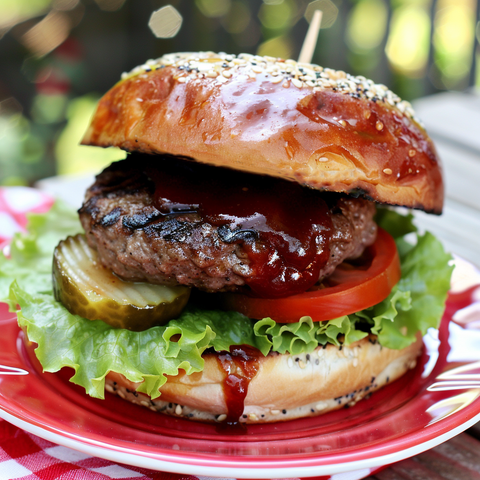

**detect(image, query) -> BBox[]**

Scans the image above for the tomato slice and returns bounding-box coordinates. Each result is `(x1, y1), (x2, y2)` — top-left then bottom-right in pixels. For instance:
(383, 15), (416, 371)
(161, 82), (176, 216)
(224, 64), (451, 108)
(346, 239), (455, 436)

(218, 228), (401, 323)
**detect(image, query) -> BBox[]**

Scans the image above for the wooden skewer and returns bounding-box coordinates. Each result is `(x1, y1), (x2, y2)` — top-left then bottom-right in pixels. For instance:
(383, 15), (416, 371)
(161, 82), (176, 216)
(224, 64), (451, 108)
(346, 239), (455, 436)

(298, 10), (323, 64)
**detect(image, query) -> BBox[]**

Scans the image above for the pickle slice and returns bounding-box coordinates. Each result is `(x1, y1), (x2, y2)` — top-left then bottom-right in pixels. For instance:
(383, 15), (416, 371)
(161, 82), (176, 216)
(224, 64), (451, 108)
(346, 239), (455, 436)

(53, 234), (190, 331)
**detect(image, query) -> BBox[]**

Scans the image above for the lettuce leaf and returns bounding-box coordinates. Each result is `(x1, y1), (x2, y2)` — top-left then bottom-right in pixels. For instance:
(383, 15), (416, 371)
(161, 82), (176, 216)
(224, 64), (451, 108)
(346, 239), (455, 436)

(0, 201), (81, 307)
(370, 231), (453, 349)
(1, 202), (453, 398)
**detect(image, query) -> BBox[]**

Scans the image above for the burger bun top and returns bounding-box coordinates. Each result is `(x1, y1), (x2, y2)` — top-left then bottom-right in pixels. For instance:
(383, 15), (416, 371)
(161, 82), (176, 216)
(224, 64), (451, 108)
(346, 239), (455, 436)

(82, 52), (444, 214)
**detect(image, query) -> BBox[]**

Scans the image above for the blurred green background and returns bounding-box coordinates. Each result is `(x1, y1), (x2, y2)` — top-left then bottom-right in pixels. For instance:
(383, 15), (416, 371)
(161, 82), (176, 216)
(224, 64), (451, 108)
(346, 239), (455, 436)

(1, 0), (479, 186)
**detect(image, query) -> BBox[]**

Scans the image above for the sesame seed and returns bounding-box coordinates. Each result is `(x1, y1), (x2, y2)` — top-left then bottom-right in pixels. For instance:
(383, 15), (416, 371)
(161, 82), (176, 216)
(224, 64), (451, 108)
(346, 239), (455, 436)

(271, 409), (280, 415)
(316, 402), (327, 411)
(121, 52), (421, 123)
(216, 414), (227, 422)
(117, 390), (126, 399)
(149, 406), (157, 412)
(248, 413), (258, 421)
(319, 157), (329, 162)
(339, 120), (347, 127)
(376, 121), (384, 131)
(105, 384), (114, 393)
(383, 168), (393, 175)
(288, 357), (293, 368)
(299, 360), (306, 369)
(409, 149), (416, 157)
(175, 404), (183, 415)
(291, 78), (303, 89)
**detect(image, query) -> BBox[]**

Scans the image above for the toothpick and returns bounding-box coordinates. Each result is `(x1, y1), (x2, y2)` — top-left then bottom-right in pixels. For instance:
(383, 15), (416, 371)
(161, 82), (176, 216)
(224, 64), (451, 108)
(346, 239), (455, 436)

(298, 10), (323, 64)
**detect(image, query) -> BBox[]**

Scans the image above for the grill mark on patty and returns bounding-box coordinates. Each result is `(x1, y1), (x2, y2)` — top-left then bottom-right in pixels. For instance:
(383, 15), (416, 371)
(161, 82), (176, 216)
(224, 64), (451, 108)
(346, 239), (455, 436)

(217, 225), (259, 243)
(101, 207), (122, 227)
(122, 211), (164, 229)
(144, 218), (197, 242)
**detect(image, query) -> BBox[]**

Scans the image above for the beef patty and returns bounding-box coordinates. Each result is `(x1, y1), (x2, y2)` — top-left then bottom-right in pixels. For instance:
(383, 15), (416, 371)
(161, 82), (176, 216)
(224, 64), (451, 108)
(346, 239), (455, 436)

(79, 155), (377, 293)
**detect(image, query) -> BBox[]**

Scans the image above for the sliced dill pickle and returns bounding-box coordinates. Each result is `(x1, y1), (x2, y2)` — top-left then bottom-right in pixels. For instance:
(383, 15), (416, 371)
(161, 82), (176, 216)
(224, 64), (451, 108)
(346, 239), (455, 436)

(53, 234), (190, 331)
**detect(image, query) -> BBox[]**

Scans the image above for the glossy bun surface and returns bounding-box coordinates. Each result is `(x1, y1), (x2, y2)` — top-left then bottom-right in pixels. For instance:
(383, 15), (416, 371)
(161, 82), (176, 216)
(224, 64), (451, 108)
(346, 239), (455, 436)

(82, 52), (443, 213)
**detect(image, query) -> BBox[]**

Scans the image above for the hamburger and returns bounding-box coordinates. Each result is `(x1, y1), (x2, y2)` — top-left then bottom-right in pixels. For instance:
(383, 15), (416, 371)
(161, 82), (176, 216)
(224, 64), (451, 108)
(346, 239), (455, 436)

(6, 52), (453, 424)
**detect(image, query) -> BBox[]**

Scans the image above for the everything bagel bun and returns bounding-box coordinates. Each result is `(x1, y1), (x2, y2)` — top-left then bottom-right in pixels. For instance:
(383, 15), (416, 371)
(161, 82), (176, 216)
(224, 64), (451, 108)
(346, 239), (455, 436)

(105, 334), (422, 423)
(82, 52), (443, 213)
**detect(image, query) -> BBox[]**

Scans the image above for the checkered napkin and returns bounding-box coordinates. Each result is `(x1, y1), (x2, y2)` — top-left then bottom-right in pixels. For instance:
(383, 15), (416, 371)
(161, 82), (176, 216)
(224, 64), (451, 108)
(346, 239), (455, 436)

(0, 421), (204, 480)
(0, 187), (213, 480)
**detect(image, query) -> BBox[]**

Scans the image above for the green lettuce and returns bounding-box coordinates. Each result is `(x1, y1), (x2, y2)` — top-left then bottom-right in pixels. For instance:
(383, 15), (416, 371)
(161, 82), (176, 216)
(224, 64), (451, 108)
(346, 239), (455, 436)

(0, 201), (81, 307)
(1, 203), (453, 398)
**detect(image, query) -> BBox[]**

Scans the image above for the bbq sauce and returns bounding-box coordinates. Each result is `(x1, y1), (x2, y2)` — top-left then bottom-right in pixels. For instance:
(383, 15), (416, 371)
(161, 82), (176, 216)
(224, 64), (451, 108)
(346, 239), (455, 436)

(145, 156), (333, 299)
(216, 345), (260, 425)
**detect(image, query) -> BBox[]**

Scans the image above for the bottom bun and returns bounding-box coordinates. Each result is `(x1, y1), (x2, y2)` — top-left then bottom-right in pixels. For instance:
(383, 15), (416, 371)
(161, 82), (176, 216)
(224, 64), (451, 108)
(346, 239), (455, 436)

(105, 334), (422, 423)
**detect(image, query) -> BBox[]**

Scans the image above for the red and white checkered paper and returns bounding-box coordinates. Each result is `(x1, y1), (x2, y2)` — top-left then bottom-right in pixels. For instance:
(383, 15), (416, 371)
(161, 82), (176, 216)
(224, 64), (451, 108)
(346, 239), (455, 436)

(0, 420), (204, 480)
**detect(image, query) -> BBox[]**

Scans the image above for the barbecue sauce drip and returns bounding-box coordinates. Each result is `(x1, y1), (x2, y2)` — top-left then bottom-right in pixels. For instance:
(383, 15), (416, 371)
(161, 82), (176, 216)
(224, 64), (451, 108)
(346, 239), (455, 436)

(216, 345), (260, 424)
(147, 155), (333, 298)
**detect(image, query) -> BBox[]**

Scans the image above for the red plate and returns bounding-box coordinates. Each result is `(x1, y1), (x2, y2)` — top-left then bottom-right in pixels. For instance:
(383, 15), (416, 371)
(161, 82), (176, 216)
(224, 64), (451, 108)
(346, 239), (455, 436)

(0, 261), (479, 478)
